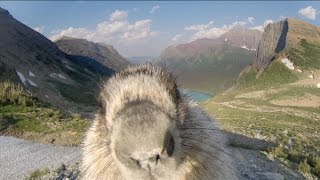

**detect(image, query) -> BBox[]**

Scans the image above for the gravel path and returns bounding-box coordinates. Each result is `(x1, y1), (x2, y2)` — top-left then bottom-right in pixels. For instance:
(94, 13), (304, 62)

(0, 136), (81, 180)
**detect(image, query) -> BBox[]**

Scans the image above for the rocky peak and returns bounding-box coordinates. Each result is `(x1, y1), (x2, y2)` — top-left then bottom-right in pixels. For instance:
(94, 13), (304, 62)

(254, 19), (288, 70)
(253, 18), (320, 70)
(219, 26), (262, 50)
(0, 7), (10, 15)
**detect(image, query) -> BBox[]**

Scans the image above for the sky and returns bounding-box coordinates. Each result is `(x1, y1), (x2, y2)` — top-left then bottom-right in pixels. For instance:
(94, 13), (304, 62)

(0, 1), (319, 57)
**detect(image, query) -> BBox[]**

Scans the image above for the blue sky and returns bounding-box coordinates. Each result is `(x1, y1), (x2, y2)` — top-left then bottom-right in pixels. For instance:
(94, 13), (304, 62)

(0, 1), (319, 57)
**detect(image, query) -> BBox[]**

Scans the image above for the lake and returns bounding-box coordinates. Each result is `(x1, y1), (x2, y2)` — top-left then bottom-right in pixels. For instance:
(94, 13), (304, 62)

(185, 89), (213, 102)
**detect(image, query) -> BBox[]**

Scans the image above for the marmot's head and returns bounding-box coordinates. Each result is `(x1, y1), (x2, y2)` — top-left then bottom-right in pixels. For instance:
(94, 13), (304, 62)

(110, 99), (181, 180)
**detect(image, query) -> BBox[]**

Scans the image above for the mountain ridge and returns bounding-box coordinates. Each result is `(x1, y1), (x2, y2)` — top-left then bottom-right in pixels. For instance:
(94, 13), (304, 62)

(55, 36), (130, 71)
(0, 7), (127, 116)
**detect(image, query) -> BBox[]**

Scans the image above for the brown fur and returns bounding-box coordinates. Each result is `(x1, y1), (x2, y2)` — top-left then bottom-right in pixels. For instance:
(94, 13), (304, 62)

(81, 64), (236, 180)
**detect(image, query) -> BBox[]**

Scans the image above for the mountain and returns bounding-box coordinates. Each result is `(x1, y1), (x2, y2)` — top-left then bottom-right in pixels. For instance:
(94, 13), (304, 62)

(237, 18), (320, 89)
(211, 18), (320, 179)
(156, 36), (257, 93)
(219, 25), (262, 50)
(127, 56), (156, 65)
(0, 7), (123, 116)
(253, 18), (320, 70)
(55, 36), (130, 71)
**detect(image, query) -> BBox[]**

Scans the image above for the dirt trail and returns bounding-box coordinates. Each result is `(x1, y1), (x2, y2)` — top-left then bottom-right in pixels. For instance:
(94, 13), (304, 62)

(0, 136), (81, 180)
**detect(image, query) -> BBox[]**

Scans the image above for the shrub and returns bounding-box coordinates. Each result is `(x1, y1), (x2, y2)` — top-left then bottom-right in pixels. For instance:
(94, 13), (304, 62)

(0, 81), (38, 106)
(298, 159), (311, 174)
(270, 146), (287, 159)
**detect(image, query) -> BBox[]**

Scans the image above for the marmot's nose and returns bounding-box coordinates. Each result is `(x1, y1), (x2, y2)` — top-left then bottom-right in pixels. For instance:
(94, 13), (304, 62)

(133, 154), (161, 171)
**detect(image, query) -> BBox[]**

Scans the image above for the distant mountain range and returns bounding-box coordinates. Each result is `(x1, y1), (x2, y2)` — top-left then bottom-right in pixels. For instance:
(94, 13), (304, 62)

(127, 56), (156, 65)
(155, 27), (263, 93)
(0, 7), (130, 116)
(219, 25), (262, 50)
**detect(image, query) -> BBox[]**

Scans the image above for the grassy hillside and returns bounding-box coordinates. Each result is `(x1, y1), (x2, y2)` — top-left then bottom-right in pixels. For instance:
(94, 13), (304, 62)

(203, 42), (320, 178)
(0, 81), (91, 146)
(237, 61), (299, 89)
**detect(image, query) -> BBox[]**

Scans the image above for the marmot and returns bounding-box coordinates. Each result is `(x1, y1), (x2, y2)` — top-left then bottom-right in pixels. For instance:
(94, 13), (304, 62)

(81, 64), (236, 180)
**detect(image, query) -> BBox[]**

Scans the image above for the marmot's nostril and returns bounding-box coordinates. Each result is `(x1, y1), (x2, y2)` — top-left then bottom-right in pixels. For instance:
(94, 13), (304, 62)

(130, 157), (141, 167)
(155, 154), (160, 164)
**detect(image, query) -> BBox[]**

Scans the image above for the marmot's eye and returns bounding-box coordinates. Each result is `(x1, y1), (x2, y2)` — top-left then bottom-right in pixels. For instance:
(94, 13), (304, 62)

(167, 136), (175, 157)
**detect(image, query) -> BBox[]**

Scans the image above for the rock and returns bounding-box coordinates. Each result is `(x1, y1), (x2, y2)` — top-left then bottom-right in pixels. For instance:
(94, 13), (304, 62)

(309, 74), (314, 79)
(257, 172), (285, 180)
(317, 83), (320, 88)
(254, 18), (320, 70)
(281, 58), (294, 70)
(254, 19), (288, 70)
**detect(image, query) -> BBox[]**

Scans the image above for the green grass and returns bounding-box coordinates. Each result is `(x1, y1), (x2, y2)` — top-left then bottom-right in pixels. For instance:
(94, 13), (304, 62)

(203, 84), (320, 178)
(0, 81), (91, 146)
(25, 168), (50, 180)
(288, 40), (320, 69)
(237, 61), (299, 90)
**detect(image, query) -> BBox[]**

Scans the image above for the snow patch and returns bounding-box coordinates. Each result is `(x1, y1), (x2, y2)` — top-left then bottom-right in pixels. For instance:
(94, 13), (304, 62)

(16, 71), (26, 85)
(241, 44), (248, 50)
(65, 65), (76, 71)
(27, 79), (37, 87)
(241, 44), (256, 51)
(309, 74), (314, 79)
(28, 71), (36, 77)
(317, 83), (320, 88)
(281, 58), (294, 70)
(50, 73), (67, 80)
(225, 38), (228, 42)
(58, 74), (66, 79)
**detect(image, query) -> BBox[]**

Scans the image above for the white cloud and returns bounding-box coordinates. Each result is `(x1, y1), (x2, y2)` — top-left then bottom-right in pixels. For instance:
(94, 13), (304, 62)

(121, 19), (153, 41)
(263, 19), (274, 26)
(33, 26), (45, 33)
(298, 6), (317, 20)
(109, 10), (128, 22)
(171, 34), (183, 41)
(149, 5), (160, 14)
(185, 21), (214, 31)
(50, 27), (93, 41)
(247, 17), (255, 24)
(50, 9), (157, 42)
(186, 20), (248, 40)
(49, 9), (162, 56)
(249, 19), (274, 31)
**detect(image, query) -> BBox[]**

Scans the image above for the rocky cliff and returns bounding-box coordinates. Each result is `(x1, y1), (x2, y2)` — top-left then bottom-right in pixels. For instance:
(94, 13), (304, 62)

(254, 18), (320, 70)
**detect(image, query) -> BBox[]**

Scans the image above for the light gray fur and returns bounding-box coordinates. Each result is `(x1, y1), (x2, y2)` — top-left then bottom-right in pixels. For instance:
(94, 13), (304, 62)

(81, 64), (237, 180)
